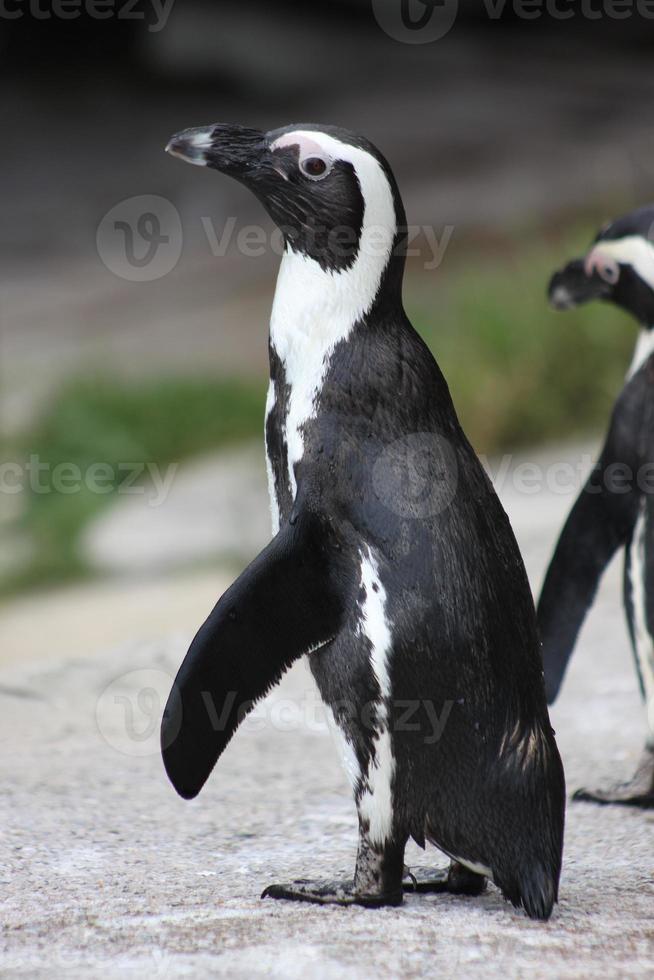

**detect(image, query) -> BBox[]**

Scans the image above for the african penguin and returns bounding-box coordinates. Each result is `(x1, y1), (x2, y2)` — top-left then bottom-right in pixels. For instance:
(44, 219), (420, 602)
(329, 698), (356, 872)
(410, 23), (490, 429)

(540, 204), (654, 807)
(161, 122), (565, 919)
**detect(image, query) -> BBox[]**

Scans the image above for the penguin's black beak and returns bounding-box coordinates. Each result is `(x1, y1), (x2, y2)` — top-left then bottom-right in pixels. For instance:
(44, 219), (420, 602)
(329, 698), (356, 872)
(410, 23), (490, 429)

(548, 257), (614, 310)
(166, 123), (269, 179)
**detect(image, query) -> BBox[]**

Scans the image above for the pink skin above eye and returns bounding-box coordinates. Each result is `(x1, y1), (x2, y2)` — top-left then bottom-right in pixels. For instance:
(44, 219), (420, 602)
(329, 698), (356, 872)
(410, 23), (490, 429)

(270, 132), (333, 173)
(584, 246), (620, 285)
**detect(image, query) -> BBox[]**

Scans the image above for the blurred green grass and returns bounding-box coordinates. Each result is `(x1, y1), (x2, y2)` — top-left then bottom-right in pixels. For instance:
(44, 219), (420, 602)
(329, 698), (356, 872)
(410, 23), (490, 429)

(408, 242), (633, 451)
(2, 378), (265, 595)
(2, 232), (636, 596)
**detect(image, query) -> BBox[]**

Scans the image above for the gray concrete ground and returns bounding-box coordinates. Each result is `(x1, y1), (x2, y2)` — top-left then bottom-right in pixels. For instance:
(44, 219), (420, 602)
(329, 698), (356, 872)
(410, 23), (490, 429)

(1, 443), (654, 977)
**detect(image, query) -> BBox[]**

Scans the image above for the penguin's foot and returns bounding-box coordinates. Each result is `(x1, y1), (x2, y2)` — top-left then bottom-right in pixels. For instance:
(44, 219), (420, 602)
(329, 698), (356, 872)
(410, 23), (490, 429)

(261, 878), (403, 908)
(403, 861), (487, 896)
(573, 746), (654, 808)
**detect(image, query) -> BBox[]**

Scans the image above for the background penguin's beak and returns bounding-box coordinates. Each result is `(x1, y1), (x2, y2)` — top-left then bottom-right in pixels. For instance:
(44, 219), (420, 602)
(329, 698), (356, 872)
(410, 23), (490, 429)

(547, 257), (613, 310)
(166, 123), (267, 177)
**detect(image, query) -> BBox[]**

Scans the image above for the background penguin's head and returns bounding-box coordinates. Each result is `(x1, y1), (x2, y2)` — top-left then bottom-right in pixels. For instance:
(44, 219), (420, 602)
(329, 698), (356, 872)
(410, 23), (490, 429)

(166, 122), (407, 279)
(548, 204), (654, 328)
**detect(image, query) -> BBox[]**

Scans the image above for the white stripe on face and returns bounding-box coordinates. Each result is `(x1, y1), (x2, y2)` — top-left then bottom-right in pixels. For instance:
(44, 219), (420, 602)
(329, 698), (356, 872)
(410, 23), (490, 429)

(588, 235), (654, 292)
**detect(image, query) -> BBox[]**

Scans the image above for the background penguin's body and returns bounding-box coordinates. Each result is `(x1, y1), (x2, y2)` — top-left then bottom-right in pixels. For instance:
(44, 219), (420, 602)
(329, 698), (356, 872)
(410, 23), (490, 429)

(161, 123), (565, 919)
(540, 204), (654, 807)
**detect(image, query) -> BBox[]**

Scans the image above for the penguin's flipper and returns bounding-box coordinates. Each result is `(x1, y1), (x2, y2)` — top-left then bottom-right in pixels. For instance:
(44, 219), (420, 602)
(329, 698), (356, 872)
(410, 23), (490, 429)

(537, 453), (640, 703)
(160, 509), (351, 799)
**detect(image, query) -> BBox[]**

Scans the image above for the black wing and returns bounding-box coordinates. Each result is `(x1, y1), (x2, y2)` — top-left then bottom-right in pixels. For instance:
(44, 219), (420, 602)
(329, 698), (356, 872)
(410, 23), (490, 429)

(537, 403), (643, 703)
(161, 508), (352, 799)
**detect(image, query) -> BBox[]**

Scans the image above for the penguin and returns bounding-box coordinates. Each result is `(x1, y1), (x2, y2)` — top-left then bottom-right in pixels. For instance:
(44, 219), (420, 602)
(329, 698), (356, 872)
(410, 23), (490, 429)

(539, 204), (654, 807)
(161, 122), (565, 919)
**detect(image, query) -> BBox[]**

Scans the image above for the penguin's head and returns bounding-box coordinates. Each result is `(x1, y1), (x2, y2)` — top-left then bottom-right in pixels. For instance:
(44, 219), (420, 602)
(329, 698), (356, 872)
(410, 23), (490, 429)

(166, 122), (407, 282)
(548, 205), (654, 327)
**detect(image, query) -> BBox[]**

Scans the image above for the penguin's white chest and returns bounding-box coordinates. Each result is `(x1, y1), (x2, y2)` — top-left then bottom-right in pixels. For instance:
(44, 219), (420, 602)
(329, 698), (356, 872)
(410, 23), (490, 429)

(267, 249), (360, 504)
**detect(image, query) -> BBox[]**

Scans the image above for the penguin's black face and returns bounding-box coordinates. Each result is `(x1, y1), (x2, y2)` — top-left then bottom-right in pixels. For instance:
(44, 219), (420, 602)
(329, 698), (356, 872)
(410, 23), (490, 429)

(548, 257), (612, 310)
(166, 123), (405, 275)
(548, 204), (654, 327)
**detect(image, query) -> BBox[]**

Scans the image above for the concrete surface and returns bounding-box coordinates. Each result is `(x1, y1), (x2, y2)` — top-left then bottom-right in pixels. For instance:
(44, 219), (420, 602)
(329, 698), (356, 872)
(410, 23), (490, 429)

(2, 444), (654, 977)
(81, 445), (269, 576)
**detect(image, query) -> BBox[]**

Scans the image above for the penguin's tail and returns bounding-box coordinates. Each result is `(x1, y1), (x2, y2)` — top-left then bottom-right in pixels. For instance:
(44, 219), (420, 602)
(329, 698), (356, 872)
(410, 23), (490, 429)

(492, 717), (566, 921)
(499, 859), (560, 922)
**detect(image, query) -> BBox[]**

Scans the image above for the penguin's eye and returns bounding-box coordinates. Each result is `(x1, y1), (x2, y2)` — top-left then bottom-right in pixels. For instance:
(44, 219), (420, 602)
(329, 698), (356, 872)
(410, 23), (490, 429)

(300, 156), (330, 180)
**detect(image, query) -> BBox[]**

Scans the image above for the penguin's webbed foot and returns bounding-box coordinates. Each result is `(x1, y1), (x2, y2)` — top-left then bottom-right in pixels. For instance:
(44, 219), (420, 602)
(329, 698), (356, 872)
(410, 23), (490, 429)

(573, 784), (654, 807)
(573, 747), (654, 808)
(403, 861), (487, 896)
(261, 878), (403, 908)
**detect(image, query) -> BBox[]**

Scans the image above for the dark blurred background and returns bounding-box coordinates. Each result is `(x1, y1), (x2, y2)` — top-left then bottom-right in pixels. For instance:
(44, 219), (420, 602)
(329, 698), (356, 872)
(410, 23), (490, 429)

(2, 1), (654, 604)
